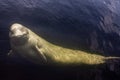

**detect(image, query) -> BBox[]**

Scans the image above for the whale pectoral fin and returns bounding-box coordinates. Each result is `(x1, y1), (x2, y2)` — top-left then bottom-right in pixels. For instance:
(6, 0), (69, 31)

(31, 42), (47, 63)
(35, 45), (47, 62)
(8, 50), (14, 56)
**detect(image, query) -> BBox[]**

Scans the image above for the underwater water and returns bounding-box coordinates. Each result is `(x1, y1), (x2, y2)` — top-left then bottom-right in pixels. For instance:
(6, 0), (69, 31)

(0, 0), (120, 80)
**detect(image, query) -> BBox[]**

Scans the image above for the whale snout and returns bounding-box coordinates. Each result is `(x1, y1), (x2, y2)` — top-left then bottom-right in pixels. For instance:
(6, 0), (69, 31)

(9, 23), (28, 37)
(10, 23), (23, 31)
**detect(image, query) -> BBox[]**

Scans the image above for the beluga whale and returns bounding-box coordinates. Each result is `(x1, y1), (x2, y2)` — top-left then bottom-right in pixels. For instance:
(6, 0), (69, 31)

(8, 23), (120, 66)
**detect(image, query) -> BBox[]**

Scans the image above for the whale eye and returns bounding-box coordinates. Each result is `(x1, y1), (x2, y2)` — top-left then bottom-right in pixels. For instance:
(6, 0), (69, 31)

(10, 29), (15, 34)
(20, 27), (26, 32)
(9, 30), (14, 37)
(10, 31), (13, 34)
(20, 27), (28, 34)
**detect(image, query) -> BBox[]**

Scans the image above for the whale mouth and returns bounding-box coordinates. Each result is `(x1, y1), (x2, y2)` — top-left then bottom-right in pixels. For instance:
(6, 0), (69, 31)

(9, 30), (28, 41)
(11, 34), (27, 39)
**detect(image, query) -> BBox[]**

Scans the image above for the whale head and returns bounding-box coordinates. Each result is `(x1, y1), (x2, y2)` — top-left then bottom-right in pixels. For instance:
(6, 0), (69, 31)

(9, 23), (29, 46)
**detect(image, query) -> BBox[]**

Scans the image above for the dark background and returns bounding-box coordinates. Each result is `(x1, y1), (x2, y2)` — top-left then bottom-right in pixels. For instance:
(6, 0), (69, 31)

(0, 0), (120, 80)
